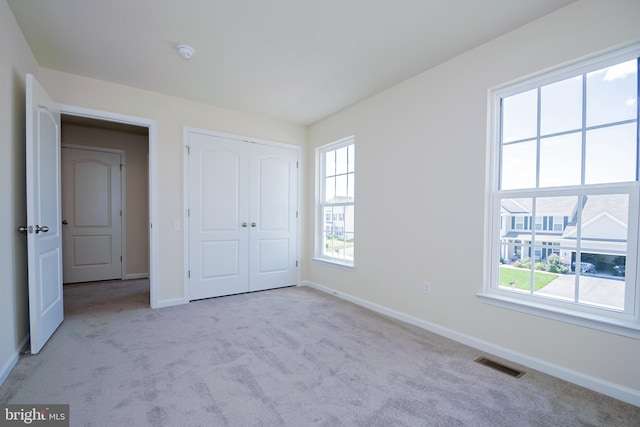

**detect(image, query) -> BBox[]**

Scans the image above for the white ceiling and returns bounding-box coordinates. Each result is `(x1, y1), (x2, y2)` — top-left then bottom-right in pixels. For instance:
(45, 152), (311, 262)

(8, 0), (576, 125)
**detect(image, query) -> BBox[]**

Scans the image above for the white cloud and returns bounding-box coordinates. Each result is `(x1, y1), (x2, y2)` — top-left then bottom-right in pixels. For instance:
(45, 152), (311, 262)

(603, 60), (636, 81)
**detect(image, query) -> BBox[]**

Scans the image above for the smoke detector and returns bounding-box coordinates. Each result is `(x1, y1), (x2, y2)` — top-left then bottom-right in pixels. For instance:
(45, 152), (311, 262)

(176, 44), (195, 60)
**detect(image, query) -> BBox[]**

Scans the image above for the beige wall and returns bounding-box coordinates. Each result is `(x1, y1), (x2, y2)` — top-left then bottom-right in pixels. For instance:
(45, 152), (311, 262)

(38, 68), (307, 306)
(3, 0), (639, 406)
(305, 0), (640, 401)
(0, 0), (39, 381)
(62, 122), (150, 277)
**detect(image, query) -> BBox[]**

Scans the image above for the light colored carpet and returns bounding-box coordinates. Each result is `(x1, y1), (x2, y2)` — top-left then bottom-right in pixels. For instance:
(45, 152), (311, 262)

(1, 279), (639, 426)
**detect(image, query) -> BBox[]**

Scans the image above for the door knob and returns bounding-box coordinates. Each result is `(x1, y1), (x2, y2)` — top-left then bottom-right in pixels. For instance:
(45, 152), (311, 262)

(17, 226), (28, 233)
(62, 220), (68, 225)
(35, 225), (49, 234)
(251, 222), (257, 228)
(241, 222), (248, 228)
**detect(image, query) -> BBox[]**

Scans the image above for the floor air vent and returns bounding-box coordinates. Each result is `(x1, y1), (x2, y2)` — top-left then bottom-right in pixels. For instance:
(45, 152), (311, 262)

(475, 357), (524, 378)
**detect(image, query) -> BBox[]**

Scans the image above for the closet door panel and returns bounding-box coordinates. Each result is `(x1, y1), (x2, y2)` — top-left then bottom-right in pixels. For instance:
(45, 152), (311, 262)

(188, 133), (249, 300)
(249, 144), (298, 291)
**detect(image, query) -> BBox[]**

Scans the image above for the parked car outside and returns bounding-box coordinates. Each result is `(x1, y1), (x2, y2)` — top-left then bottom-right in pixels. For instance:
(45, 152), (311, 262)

(572, 261), (596, 274)
(613, 264), (626, 276)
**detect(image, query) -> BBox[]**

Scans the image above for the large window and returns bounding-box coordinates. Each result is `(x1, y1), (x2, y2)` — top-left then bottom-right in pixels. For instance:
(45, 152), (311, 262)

(316, 137), (355, 265)
(483, 44), (640, 337)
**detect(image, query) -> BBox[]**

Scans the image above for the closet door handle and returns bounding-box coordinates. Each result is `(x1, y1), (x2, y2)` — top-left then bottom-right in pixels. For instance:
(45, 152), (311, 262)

(251, 222), (257, 228)
(241, 222), (248, 228)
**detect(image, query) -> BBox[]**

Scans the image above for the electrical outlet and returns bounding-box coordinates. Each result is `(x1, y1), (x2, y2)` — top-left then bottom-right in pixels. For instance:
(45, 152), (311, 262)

(423, 281), (431, 295)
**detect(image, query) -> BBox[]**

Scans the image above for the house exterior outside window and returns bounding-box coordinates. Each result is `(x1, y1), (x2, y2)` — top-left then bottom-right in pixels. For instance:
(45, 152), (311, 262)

(483, 44), (640, 337)
(316, 136), (355, 266)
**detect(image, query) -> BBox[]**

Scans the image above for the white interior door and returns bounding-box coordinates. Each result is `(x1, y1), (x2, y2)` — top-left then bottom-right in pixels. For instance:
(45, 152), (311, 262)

(188, 133), (250, 300)
(249, 144), (298, 291)
(61, 147), (122, 283)
(25, 74), (63, 354)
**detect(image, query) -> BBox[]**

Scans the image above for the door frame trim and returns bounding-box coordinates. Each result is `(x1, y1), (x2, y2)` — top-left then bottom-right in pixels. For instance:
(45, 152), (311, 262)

(61, 144), (127, 282)
(60, 104), (159, 308)
(182, 126), (301, 303)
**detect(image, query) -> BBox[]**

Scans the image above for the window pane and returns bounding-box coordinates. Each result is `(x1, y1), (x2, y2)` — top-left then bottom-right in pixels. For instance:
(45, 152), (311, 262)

(501, 141), (536, 190)
(499, 243), (518, 265)
(499, 242), (568, 295)
(324, 176), (335, 202)
(336, 174), (348, 199)
(323, 206), (335, 256)
(322, 205), (354, 261)
(336, 146), (348, 175)
(347, 172), (355, 199)
(348, 144), (355, 172)
(585, 123), (637, 184)
(575, 194), (628, 310)
(344, 205), (354, 235)
(500, 197), (532, 266)
(533, 262), (574, 303)
(586, 59), (638, 127)
(578, 194), (628, 255)
(502, 196), (579, 299)
(576, 251), (625, 311)
(541, 75), (583, 135)
(325, 151), (335, 177)
(499, 262), (532, 293)
(539, 132), (582, 187)
(534, 196), (577, 237)
(502, 89), (537, 143)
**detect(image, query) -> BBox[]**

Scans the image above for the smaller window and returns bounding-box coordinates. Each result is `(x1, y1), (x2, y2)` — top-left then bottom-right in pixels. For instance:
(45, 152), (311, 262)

(552, 216), (564, 231)
(316, 137), (355, 265)
(535, 216), (543, 231)
(515, 216), (525, 230)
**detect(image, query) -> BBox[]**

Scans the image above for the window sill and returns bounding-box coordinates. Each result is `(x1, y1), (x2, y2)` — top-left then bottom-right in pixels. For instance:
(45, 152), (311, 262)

(311, 257), (354, 270)
(477, 291), (640, 339)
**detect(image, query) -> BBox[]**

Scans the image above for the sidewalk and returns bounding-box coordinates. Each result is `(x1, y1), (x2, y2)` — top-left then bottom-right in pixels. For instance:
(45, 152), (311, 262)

(535, 274), (625, 310)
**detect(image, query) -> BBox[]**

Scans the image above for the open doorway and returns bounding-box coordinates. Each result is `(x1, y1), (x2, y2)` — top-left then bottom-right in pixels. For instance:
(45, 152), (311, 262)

(60, 114), (150, 298)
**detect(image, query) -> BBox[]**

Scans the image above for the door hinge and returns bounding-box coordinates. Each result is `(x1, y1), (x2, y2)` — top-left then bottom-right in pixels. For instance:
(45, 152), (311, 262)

(296, 161), (299, 168)
(296, 211), (298, 218)
(188, 208), (191, 217)
(120, 164), (123, 171)
(188, 270), (191, 278)
(296, 260), (298, 267)
(120, 256), (122, 262)
(186, 146), (190, 155)
(120, 210), (122, 216)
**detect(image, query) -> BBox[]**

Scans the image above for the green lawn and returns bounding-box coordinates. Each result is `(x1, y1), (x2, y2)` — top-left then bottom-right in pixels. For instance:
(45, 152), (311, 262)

(499, 266), (560, 291)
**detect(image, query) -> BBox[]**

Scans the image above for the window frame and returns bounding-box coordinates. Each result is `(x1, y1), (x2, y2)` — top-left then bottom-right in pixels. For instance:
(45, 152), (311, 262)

(481, 43), (640, 338)
(314, 136), (355, 267)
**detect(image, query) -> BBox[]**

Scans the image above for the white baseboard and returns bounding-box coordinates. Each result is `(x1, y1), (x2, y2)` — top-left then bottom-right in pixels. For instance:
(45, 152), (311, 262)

(0, 335), (29, 387)
(301, 280), (640, 408)
(153, 297), (187, 309)
(125, 273), (149, 280)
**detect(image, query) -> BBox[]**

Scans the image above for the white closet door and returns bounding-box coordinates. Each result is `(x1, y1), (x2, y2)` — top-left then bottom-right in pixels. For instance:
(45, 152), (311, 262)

(188, 133), (250, 300)
(249, 144), (298, 291)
